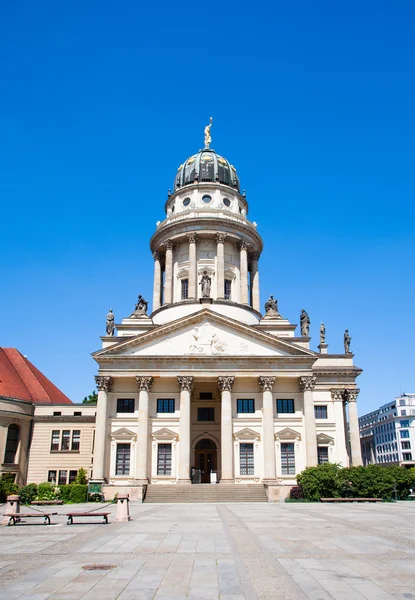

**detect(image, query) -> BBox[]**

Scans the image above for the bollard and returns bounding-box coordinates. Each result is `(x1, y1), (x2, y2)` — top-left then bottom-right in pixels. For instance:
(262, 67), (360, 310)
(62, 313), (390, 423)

(115, 494), (132, 522)
(2, 495), (20, 525)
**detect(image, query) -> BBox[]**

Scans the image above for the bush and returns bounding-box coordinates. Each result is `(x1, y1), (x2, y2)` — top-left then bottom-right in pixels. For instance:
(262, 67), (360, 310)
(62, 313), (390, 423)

(37, 482), (60, 500)
(75, 468), (88, 485)
(69, 484), (87, 503)
(18, 483), (38, 505)
(297, 464), (415, 501)
(58, 484), (72, 503)
(0, 474), (18, 502)
(289, 486), (303, 500)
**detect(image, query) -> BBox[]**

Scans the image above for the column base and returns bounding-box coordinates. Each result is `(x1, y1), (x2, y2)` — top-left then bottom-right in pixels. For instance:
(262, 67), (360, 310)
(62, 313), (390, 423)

(220, 478), (234, 484)
(177, 478), (191, 484)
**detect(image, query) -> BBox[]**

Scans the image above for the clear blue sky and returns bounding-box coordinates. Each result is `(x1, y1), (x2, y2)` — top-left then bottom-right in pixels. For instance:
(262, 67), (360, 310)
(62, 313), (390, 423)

(1, 1), (414, 413)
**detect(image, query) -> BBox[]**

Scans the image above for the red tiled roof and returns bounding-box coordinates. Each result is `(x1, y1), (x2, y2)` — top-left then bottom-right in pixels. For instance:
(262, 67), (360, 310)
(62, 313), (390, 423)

(0, 348), (72, 405)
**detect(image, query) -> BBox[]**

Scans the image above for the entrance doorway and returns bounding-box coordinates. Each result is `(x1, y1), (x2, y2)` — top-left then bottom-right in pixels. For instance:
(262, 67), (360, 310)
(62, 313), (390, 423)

(195, 439), (217, 483)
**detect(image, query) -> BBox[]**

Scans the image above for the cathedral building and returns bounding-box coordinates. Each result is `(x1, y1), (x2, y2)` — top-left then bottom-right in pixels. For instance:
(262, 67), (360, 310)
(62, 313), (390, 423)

(91, 126), (363, 500)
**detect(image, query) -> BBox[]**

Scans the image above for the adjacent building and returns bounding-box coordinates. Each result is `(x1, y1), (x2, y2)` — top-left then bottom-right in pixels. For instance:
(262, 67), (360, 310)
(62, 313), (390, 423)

(359, 393), (415, 468)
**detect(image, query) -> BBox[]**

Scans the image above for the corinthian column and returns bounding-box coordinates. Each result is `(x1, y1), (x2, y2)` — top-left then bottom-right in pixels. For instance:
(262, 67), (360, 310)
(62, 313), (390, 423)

(216, 233), (226, 299)
(135, 376), (153, 482)
(152, 252), (162, 312)
(300, 376), (317, 467)
(163, 240), (174, 305)
(331, 388), (349, 466)
(187, 233), (198, 299)
(178, 376), (193, 482)
(93, 375), (112, 481)
(218, 376), (234, 482)
(239, 240), (248, 304)
(345, 389), (363, 466)
(250, 252), (260, 311)
(259, 376), (276, 482)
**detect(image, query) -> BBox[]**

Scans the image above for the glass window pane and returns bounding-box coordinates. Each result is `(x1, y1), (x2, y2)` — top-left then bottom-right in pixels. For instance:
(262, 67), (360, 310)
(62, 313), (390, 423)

(198, 407), (214, 421)
(58, 470), (67, 485)
(277, 399), (295, 414)
(281, 443), (295, 475)
(117, 398), (135, 413)
(237, 399), (255, 413)
(72, 430), (80, 451)
(116, 443), (131, 475)
(61, 431), (70, 451)
(157, 399), (175, 413)
(157, 443), (172, 475)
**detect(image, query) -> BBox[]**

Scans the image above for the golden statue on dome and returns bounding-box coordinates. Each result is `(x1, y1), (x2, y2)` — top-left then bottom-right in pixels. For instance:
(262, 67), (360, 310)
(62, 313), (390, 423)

(204, 117), (213, 148)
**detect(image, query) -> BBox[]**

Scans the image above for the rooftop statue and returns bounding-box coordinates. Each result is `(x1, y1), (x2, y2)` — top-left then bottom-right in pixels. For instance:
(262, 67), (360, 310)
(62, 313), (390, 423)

(264, 295), (280, 316)
(106, 309), (115, 336)
(130, 294), (148, 318)
(320, 322), (326, 344)
(199, 270), (212, 298)
(300, 309), (310, 337)
(204, 117), (213, 148)
(344, 329), (352, 354)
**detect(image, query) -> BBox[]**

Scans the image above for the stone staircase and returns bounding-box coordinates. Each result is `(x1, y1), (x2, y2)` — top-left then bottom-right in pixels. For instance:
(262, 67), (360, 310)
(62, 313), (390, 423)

(144, 483), (268, 503)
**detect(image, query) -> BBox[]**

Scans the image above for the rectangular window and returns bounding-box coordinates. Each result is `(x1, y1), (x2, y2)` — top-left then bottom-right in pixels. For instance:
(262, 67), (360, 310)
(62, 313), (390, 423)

(157, 398), (175, 413)
(403, 453), (412, 461)
(401, 410), (407, 416)
(198, 407), (215, 421)
(181, 279), (189, 300)
(74, 411), (82, 416)
(237, 399), (255, 413)
(402, 441), (411, 450)
(116, 443), (131, 475)
(71, 430), (81, 451)
(224, 279), (232, 300)
(400, 399), (406, 406)
(51, 430), (60, 451)
(117, 398), (135, 413)
(53, 411), (61, 416)
(317, 447), (329, 464)
(157, 443), (172, 475)
(61, 430), (70, 451)
(200, 392), (213, 400)
(314, 406), (328, 419)
(69, 470), (78, 483)
(400, 430), (410, 438)
(277, 399), (295, 414)
(281, 443), (295, 475)
(58, 470), (67, 485)
(400, 420), (410, 428)
(48, 470), (57, 483)
(240, 443), (254, 475)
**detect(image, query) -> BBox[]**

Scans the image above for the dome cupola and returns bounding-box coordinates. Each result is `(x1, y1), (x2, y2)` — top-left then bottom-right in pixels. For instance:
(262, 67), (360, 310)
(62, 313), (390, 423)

(174, 148), (240, 192)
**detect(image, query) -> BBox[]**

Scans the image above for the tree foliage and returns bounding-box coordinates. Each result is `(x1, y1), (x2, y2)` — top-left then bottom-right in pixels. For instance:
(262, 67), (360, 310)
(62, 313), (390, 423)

(297, 464), (415, 501)
(82, 390), (98, 404)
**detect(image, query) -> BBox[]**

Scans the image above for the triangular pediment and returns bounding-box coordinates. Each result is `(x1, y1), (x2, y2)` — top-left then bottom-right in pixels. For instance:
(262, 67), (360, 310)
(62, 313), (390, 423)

(111, 427), (136, 441)
(152, 427), (178, 441)
(317, 433), (334, 445)
(93, 309), (317, 360)
(275, 427), (302, 441)
(234, 427), (260, 441)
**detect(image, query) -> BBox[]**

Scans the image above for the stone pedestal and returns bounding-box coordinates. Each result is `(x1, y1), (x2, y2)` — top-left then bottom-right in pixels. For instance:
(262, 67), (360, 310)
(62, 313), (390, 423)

(115, 494), (132, 522)
(2, 495), (20, 524)
(318, 343), (328, 354)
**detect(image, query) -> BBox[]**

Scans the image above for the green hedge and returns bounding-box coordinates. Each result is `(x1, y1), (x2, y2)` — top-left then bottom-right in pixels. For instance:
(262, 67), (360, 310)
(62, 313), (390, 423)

(58, 484), (72, 503)
(0, 474), (18, 502)
(18, 483), (38, 505)
(297, 464), (415, 501)
(69, 484), (87, 503)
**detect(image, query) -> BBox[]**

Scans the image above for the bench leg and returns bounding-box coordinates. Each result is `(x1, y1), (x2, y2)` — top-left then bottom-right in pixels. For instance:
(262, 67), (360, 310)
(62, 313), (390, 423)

(44, 516), (50, 525)
(103, 515), (108, 524)
(8, 517), (15, 526)
(67, 516), (73, 525)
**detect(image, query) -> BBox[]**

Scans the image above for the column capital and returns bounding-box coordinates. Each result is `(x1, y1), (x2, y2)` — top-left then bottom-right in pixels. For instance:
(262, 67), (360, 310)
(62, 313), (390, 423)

(177, 376), (194, 392)
(218, 376), (235, 391)
(187, 232), (198, 244)
(344, 388), (360, 403)
(259, 376), (276, 392)
(136, 376), (153, 392)
(239, 239), (248, 251)
(153, 251), (160, 261)
(215, 232), (227, 244)
(95, 375), (113, 392)
(165, 239), (174, 250)
(331, 388), (345, 401)
(250, 251), (260, 262)
(299, 376), (316, 392)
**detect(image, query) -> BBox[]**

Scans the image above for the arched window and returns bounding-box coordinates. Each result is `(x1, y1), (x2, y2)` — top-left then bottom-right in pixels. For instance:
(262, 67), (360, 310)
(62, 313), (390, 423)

(4, 424), (19, 464)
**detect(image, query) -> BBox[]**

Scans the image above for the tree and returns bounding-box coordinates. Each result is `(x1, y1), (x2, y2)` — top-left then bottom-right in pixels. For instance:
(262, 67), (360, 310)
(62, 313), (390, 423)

(82, 390), (98, 404)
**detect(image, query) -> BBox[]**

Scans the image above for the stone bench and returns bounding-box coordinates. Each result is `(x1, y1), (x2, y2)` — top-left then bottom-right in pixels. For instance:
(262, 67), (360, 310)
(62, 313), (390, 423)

(31, 500), (64, 506)
(4, 512), (57, 525)
(320, 498), (382, 503)
(66, 512), (110, 525)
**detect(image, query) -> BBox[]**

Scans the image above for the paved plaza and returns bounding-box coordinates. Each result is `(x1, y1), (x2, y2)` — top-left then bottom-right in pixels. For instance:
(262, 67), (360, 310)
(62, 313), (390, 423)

(0, 501), (414, 600)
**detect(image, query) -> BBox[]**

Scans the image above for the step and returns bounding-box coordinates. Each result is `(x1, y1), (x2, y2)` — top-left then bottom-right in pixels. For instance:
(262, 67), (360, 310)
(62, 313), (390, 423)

(144, 484), (268, 503)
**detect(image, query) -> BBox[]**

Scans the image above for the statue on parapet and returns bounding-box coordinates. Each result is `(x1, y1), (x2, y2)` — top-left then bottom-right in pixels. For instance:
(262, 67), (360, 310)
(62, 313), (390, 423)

(264, 295), (280, 317)
(130, 294), (148, 318)
(344, 329), (352, 354)
(106, 309), (115, 336)
(204, 117), (213, 148)
(300, 309), (310, 337)
(320, 322), (326, 344)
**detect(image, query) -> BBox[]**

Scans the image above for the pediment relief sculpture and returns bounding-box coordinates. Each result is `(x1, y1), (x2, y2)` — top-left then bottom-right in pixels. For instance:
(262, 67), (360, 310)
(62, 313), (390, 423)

(152, 427), (178, 441)
(233, 427), (260, 441)
(189, 323), (227, 355)
(111, 428), (137, 441)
